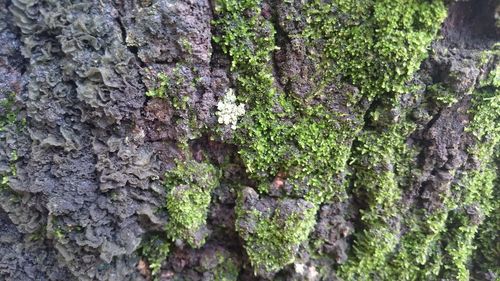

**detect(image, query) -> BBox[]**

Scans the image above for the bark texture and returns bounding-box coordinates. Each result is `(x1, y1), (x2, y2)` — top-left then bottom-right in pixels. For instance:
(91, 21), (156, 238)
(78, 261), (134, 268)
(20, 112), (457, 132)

(0, 0), (498, 280)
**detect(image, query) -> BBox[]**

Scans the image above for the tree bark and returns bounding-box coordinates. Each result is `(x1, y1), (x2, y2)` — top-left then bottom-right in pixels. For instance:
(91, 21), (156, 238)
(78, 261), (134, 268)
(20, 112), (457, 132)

(0, 0), (498, 280)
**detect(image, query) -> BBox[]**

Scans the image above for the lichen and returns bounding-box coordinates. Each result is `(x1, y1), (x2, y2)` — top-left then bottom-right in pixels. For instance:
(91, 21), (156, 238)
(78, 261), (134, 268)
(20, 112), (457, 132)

(216, 88), (246, 130)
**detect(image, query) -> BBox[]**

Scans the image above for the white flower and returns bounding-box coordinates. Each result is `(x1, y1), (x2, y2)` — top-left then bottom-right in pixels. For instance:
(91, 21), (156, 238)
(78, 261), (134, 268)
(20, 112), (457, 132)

(216, 88), (245, 130)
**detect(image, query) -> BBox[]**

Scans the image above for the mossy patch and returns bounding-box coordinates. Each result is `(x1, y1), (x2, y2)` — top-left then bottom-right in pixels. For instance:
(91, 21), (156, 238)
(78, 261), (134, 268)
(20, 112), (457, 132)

(214, 0), (447, 275)
(339, 101), (419, 280)
(440, 51), (499, 280)
(144, 64), (205, 140)
(164, 159), (220, 248)
(205, 250), (240, 281)
(235, 187), (317, 274)
(304, 0), (447, 99)
(139, 235), (170, 280)
(0, 92), (21, 190)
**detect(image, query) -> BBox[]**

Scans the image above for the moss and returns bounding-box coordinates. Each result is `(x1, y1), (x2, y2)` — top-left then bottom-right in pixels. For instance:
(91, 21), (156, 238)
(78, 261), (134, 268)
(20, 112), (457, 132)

(441, 168), (496, 281)
(145, 66), (190, 110)
(0, 92), (20, 191)
(214, 0), (354, 272)
(212, 252), (240, 281)
(145, 72), (169, 99)
(214, 0), (446, 275)
(472, 184), (499, 280)
(339, 109), (418, 280)
(144, 64), (204, 140)
(235, 192), (317, 273)
(304, 0), (447, 99)
(164, 159), (220, 248)
(215, 0), (356, 202)
(439, 55), (499, 280)
(139, 235), (170, 279)
(388, 211), (448, 280)
(381, 48), (499, 281)
(428, 83), (459, 107)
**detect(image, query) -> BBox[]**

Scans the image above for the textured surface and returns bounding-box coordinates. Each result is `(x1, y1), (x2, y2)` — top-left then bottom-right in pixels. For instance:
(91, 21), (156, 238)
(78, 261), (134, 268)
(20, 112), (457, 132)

(0, 0), (498, 280)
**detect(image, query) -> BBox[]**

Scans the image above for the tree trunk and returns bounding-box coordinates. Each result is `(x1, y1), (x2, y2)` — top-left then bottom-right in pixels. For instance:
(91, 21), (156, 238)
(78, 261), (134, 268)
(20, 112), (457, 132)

(0, 0), (498, 280)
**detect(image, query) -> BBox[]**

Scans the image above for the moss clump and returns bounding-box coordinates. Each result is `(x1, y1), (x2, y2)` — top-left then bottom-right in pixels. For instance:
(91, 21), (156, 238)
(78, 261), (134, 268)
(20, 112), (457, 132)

(215, 0), (446, 274)
(428, 83), (459, 107)
(247, 209), (316, 273)
(339, 104), (418, 280)
(0, 92), (17, 129)
(212, 251), (240, 281)
(164, 159), (220, 248)
(215, 0), (356, 201)
(214, 0), (354, 272)
(472, 182), (499, 280)
(376, 49), (498, 281)
(144, 64), (204, 140)
(145, 72), (169, 99)
(304, 0), (447, 99)
(235, 188), (317, 273)
(440, 55), (499, 280)
(0, 92), (20, 190)
(139, 235), (170, 279)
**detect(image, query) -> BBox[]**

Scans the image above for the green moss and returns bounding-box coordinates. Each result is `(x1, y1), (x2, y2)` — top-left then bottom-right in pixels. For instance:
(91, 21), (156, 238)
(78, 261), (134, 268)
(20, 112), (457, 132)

(441, 168), (496, 281)
(145, 72), (169, 99)
(212, 252), (240, 281)
(215, 0), (357, 202)
(214, 0), (446, 274)
(145, 66), (190, 110)
(339, 111), (418, 280)
(139, 235), (170, 279)
(472, 185), (499, 280)
(439, 56), (499, 280)
(214, 0), (355, 272)
(235, 193), (317, 273)
(428, 83), (459, 107)
(298, 0), (447, 278)
(145, 64), (204, 140)
(304, 0), (447, 99)
(380, 48), (499, 281)
(388, 211), (448, 280)
(0, 92), (20, 191)
(164, 159), (220, 248)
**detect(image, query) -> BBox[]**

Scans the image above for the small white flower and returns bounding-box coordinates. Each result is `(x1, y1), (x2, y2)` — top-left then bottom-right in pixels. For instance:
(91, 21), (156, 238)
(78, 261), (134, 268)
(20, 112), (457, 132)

(216, 88), (245, 130)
